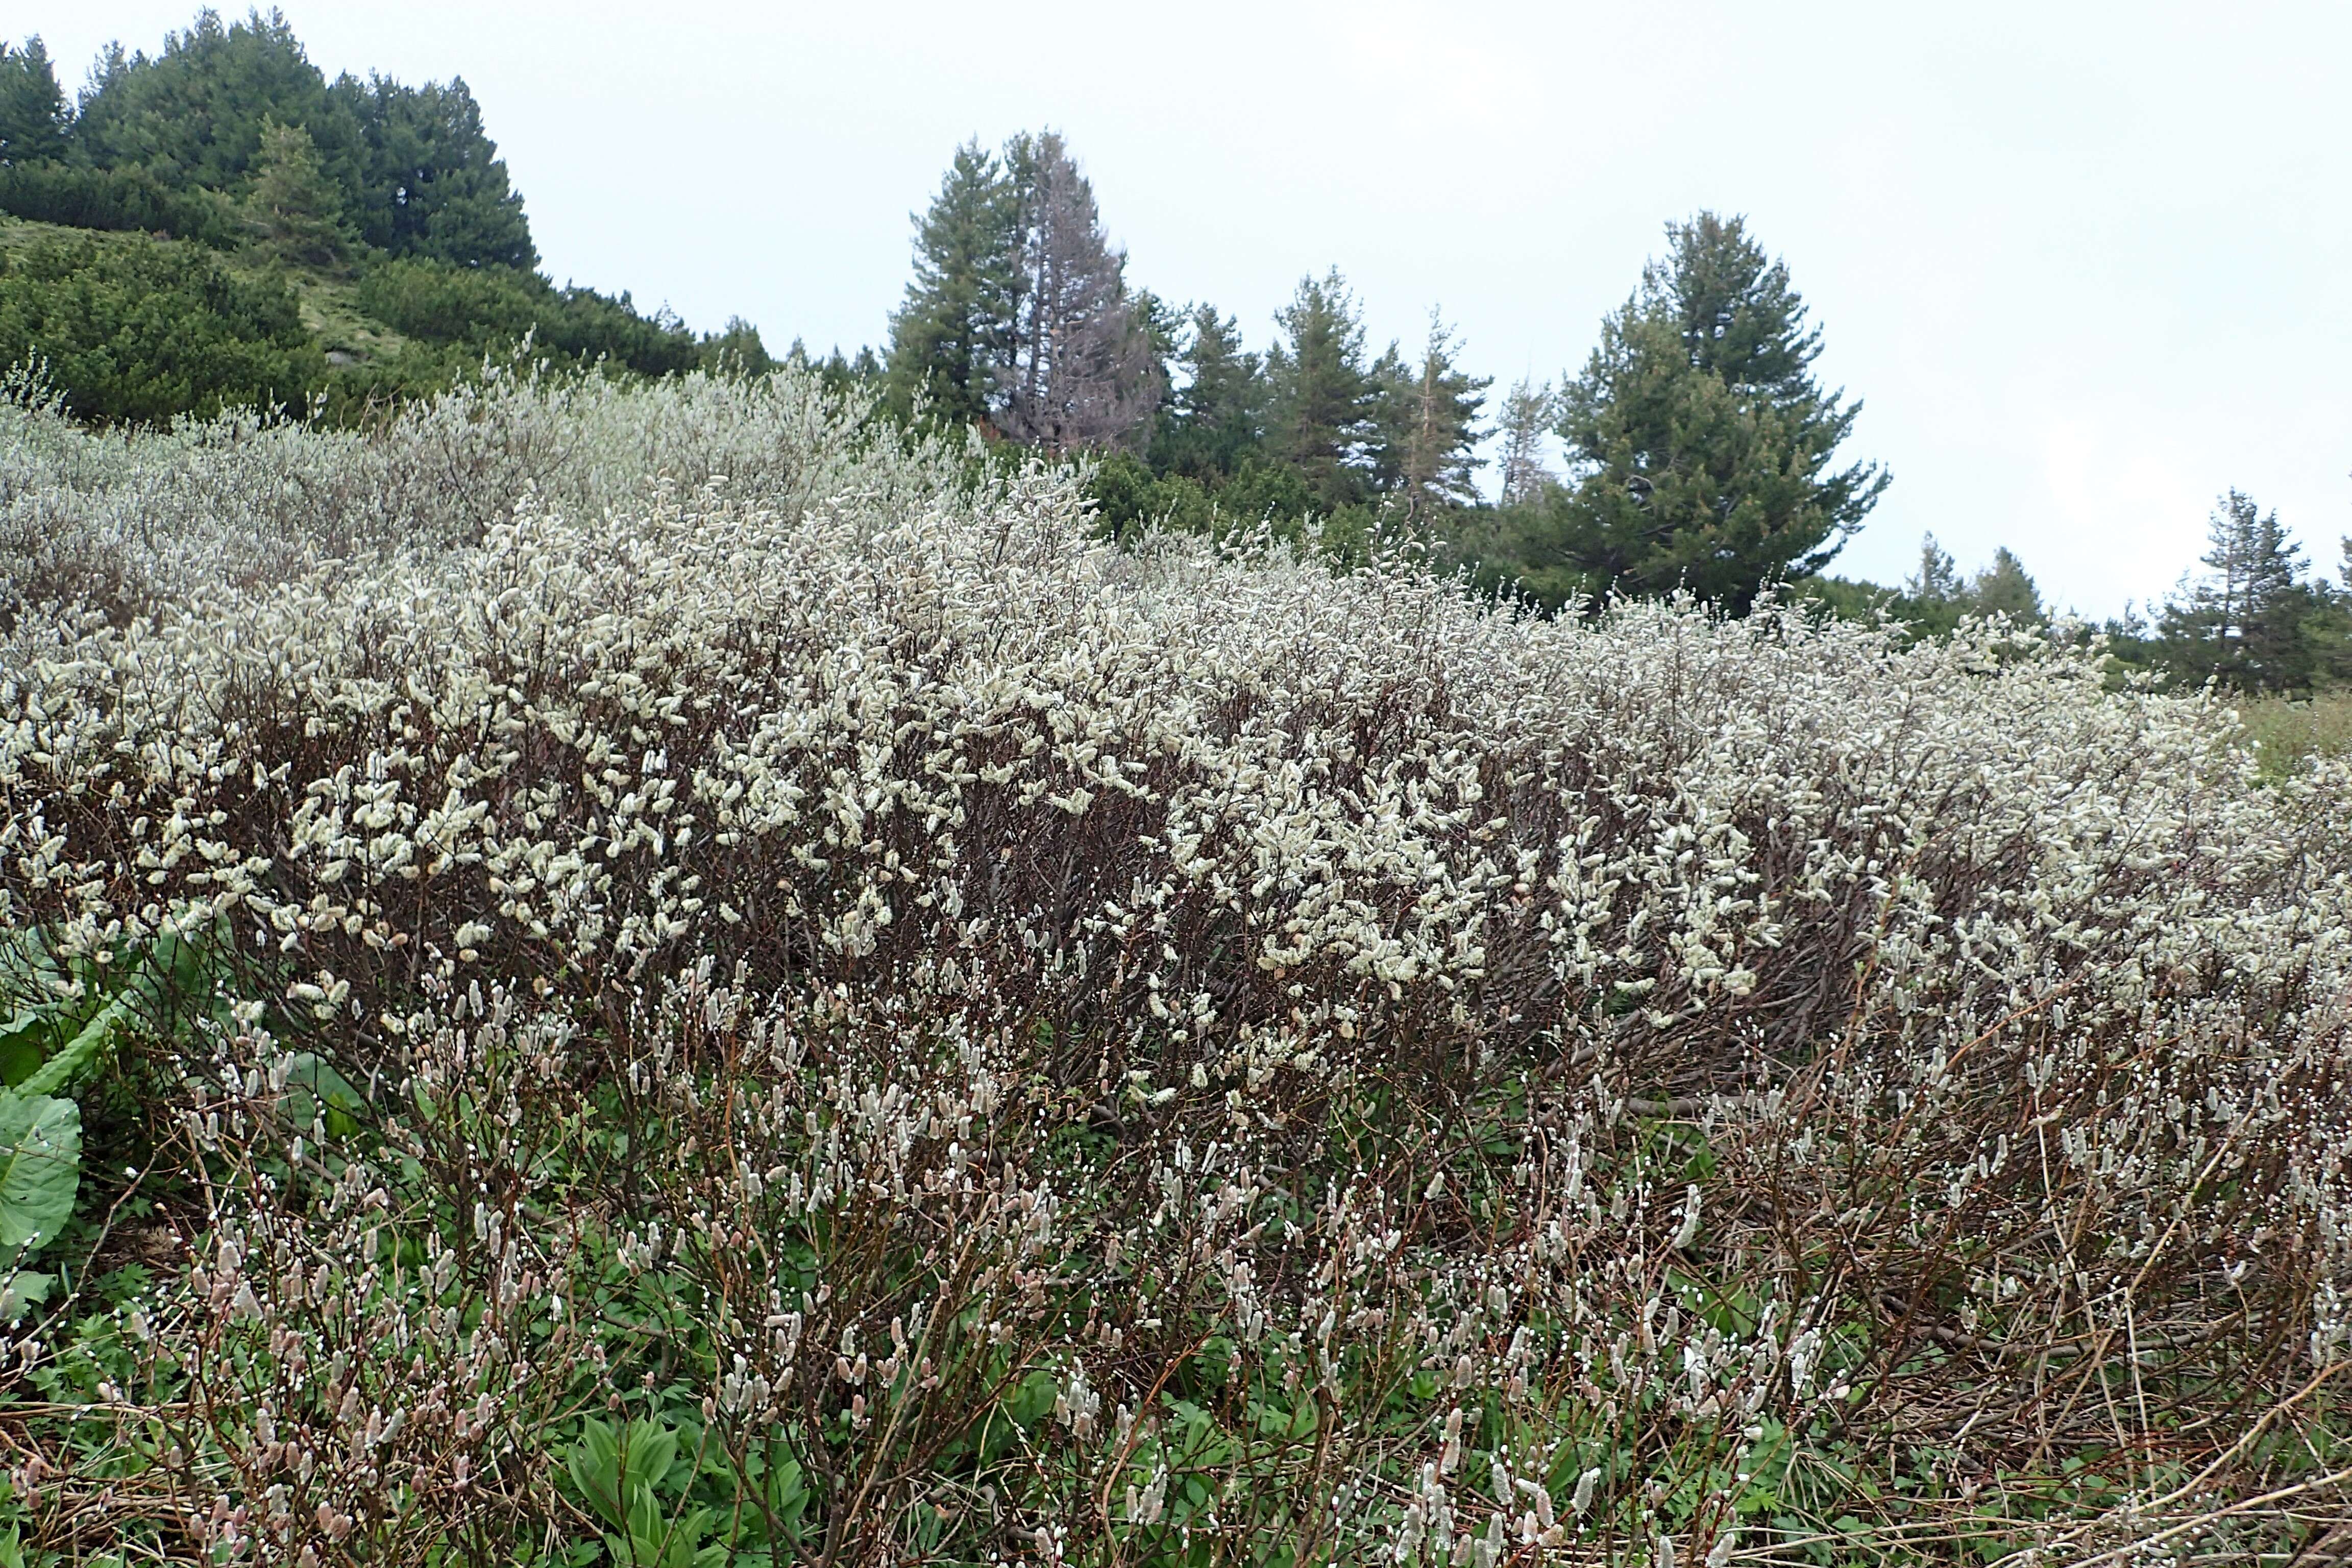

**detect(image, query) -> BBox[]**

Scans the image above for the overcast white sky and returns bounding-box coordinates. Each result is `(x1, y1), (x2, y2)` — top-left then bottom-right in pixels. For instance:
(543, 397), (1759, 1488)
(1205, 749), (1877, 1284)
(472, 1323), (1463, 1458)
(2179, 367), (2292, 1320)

(18, 2), (2352, 617)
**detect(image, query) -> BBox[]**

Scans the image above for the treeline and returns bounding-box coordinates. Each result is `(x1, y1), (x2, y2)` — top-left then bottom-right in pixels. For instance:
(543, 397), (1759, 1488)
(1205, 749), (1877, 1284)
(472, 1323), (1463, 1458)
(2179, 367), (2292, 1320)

(870, 134), (1877, 610)
(866, 131), (2351, 695)
(5, 12), (2342, 699)
(1796, 496), (2352, 696)
(0, 10), (768, 421)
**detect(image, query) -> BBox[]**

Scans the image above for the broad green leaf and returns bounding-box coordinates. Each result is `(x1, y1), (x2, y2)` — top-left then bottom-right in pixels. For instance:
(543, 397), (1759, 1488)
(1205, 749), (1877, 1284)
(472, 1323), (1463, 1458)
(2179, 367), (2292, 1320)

(0, 1027), (42, 1090)
(626, 1423), (681, 1494)
(766, 1455), (808, 1538)
(17, 995), (126, 1098)
(284, 1052), (365, 1134)
(0, 1089), (80, 1254)
(568, 1417), (625, 1528)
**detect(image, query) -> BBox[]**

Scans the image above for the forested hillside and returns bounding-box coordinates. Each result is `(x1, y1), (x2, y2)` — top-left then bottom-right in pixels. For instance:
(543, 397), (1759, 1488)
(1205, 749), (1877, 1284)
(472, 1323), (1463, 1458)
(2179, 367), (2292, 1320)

(0, 14), (766, 423)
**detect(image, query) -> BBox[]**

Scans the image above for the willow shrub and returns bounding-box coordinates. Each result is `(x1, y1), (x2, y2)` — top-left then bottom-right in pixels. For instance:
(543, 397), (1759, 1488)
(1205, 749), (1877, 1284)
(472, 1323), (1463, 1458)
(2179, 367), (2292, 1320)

(4, 369), (2352, 1565)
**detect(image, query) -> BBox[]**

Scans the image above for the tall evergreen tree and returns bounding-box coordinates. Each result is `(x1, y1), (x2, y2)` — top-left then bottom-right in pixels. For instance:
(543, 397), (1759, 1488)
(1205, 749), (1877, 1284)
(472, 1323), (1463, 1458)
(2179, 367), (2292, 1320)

(2159, 491), (2321, 691)
(1905, 533), (1963, 603)
(997, 131), (1157, 454)
(1155, 303), (1266, 480)
(1377, 307), (1488, 525)
(0, 38), (67, 165)
(1542, 212), (1889, 611)
(885, 139), (1018, 432)
(243, 119), (354, 268)
(1966, 547), (2043, 622)
(1266, 269), (1377, 511)
(333, 74), (534, 269)
(1496, 376), (1556, 506)
(72, 10), (369, 208)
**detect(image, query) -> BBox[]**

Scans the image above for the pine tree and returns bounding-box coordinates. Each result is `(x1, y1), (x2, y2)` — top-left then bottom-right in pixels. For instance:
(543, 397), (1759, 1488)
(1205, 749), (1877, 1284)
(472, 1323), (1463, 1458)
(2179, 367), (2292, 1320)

(1155, 304), (1267, 480)
(2160, 491), (2319, 691)
(1542, 212), (1889, 611)
(885, 139), (1018, 432)
(1905, 534), (1963, 603)
(1266, 269), (1377, 511)
(1966, 547), (2042, 622)
(997, 131), (1157, 454)
(1496, 376), (1556, 507)
(0, 37), (68, 165)
(336, 74), (534, 269)
(1377, 308), (1488, 525)
(243, 119), (355, 268)
(72, 11), (369, 207)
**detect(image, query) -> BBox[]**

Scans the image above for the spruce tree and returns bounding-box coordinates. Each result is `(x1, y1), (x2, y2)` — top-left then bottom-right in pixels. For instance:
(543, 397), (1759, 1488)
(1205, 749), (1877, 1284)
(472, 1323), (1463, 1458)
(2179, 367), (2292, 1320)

(336, 74), (534, 269)
(1544, 212), (1888, 611)
(0, 38), (68, 165)
(885, 140), (1018, 432)
(1266, 270), (1377, 511)
(1905, 534), (1963, 604)
(72, 11), (368, 207)
(1155, 304), (1267, 481)
(1965, 547), (2043, 622)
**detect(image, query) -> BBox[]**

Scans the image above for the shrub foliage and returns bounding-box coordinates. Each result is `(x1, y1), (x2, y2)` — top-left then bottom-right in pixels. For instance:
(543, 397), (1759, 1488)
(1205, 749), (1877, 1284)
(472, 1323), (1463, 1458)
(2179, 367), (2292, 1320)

(0, 233), (321, 423)
(2, 371), (2351, 1563)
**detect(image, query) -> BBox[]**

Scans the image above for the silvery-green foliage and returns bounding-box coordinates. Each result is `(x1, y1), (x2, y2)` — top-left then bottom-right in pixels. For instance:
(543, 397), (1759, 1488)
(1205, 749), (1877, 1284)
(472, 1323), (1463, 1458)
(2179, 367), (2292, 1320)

(2, 372), (2349, 1564)
(0, 358), (968, 629)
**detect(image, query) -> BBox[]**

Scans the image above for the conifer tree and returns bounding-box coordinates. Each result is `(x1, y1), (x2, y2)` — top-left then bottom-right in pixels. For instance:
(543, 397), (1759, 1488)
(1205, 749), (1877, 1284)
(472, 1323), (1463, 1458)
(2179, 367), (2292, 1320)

(244, 119), (355, 268)
(1905, 534), (1963, 603)
(2160, 491), (2321, 691)
(1378, 308), (1488, 525)
(1543, 212), (1888, 611)
(0, 38), (68, 165)
(1155, 304), (1266, 480)
(1266, 269), (1377, 511)
(1966, 547), (2043, 622)
(72, 11), (368, 207)
(998, 131), (1156, 454)
(336, 74), (534, 269)
(885, 139), (1018, 431)
(1496, 376), (1557, 507)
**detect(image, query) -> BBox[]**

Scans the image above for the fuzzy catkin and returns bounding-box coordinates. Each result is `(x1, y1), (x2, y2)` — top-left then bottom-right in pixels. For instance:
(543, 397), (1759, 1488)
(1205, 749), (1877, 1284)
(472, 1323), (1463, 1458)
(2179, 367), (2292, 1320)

(4, 366), (2350, 1565)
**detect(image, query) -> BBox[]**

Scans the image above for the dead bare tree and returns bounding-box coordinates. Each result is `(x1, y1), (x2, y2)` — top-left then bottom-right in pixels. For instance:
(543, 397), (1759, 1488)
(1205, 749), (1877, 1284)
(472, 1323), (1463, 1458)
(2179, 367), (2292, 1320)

(999, 131), (1159, 455)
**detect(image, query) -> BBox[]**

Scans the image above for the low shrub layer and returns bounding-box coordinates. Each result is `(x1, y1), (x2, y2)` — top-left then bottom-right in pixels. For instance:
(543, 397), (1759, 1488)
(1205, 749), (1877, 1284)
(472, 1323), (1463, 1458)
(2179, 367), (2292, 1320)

(3, 375), (2351, 1563)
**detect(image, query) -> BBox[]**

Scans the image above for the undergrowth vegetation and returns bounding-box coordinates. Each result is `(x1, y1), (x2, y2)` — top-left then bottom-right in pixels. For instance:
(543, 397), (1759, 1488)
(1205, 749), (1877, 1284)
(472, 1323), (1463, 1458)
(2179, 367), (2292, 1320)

(3, 367), (2352, 1565)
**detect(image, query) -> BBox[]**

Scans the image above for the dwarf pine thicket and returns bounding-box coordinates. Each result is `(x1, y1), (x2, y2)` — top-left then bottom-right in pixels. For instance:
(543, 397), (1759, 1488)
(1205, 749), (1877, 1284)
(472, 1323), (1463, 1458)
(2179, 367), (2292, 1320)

(4, 366), (2352, 1564)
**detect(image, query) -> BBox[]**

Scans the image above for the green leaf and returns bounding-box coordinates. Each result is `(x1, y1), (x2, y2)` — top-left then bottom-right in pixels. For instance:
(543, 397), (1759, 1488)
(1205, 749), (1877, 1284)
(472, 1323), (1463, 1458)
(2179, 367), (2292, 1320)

(0, 1033), (41, 1092)
(568, 1417), (625, 1528)
(570, 1418), (685, 1536)
(764, 1455), (808, 1540)
(0, 1268), (55, 1325)
(0, 1089), (80, 1256)
(284, 1052), (365, 1135)
(626, 1422), (681, 1496)
(16, 995), (126, 1098)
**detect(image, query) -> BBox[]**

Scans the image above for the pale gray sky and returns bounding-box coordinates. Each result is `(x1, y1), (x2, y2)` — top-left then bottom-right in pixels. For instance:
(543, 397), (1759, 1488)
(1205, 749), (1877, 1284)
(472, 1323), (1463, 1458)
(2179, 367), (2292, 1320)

(20, 2), (2352, 617)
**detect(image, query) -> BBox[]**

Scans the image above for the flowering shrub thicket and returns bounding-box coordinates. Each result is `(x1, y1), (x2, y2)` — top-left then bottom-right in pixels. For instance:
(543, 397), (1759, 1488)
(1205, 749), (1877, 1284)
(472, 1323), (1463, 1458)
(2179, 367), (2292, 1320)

(0, 360), (958, 629)
(5, 372), (2352, 1563)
